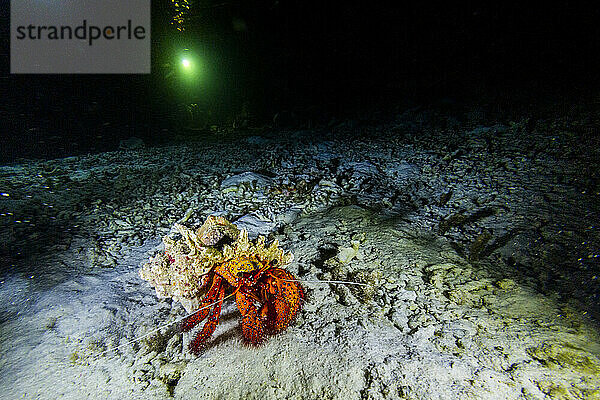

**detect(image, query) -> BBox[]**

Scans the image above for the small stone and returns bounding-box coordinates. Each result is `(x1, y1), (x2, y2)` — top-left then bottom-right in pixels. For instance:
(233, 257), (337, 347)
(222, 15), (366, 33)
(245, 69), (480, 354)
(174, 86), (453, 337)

(158, 362), (187, 384)
(390, 310), (409, 332)
(234, 214), (277, 238)
(395, 290), (417, 302)
(337, 246), (358, 264)
(221, 172), (274, 191)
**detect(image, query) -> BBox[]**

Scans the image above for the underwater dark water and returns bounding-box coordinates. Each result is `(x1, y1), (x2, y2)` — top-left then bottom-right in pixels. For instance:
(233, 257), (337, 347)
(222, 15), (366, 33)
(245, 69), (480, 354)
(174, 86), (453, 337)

(1, 2), (600, 398)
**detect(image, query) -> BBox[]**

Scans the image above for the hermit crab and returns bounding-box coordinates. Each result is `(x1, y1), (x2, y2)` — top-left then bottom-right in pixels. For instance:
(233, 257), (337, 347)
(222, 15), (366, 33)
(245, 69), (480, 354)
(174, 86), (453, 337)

(140, 216), (304, 353)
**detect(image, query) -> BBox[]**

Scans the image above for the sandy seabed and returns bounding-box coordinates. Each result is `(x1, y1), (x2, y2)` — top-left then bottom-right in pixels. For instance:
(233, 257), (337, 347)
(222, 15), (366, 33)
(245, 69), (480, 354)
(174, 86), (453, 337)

(1, 107), (599, 399)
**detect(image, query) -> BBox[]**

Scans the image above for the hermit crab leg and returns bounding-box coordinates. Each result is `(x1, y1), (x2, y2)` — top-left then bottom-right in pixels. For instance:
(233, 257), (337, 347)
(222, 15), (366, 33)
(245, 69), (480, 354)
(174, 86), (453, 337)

(236, 289), (265, 345)
(189, 276), (226, 354)
(180, 272), (221, 332)
(263, 269), (305, 333)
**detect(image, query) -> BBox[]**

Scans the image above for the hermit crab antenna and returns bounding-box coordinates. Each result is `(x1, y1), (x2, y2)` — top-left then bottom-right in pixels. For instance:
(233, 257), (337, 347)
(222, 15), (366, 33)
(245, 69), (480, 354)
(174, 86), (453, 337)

(284, 278), (369, 286)
(92, 292), (236, 361)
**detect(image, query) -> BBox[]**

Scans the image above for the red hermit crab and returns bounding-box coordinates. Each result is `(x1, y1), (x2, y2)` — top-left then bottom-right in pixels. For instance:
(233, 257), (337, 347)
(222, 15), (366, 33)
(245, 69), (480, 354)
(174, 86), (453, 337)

(140, 216), (304, 353)
(181, 253), (304, 352)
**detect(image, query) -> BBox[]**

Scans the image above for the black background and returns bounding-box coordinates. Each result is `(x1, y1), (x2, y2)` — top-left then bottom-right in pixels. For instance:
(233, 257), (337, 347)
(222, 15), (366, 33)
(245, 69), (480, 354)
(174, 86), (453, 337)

(1, 1), (599, 161)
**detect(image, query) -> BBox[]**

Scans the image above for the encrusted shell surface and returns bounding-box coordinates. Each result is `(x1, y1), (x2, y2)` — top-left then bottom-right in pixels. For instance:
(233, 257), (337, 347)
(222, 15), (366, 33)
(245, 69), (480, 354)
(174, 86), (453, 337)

(222, 230), (293, 267)
(196, 215), (240, 246)
(139, 216), (293, 313)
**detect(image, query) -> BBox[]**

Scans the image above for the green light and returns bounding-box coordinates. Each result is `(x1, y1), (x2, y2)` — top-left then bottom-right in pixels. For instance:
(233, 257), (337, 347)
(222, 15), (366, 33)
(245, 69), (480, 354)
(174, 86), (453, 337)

(176, 49), (204, 89)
